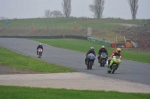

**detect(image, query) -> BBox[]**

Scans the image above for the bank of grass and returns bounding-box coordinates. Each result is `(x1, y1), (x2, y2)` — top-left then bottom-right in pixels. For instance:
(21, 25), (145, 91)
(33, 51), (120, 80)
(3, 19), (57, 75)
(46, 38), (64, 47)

(0, 18), (141, 43)
(0, 46), (75, 73)
(0, 18), (141, 31)
(32, 39), (150, 63)
(0, 86), (149, 99)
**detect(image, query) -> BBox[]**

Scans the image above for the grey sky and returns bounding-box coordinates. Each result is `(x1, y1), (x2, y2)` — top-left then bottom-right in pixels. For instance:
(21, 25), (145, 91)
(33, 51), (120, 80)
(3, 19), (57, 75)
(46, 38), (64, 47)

(0, 0), (150, 19)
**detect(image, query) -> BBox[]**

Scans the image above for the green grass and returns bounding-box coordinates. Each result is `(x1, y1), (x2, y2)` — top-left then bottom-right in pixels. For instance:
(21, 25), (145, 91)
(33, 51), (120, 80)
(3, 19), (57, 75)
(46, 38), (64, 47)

(122, 50), (150, 63)
(32, 39), (150, 63)
(0, 86), (149, 99)
(0, 18), (143, 31)
(0, 46), (75, 73)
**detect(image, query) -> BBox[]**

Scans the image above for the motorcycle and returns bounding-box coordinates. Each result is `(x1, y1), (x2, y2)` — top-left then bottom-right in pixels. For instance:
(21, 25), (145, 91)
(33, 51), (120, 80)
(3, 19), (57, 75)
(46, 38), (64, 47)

(37, 48), (43, 58)
(108, 55), (121, 74)
(86, 53), (95, 70)
(98, 52), (107, 67)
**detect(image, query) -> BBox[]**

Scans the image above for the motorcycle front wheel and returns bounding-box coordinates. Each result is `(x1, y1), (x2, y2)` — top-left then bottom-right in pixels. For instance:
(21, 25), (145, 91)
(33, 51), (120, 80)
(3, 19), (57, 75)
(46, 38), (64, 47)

(111, 65), (118, 74)
(101, 59), (106, 67)
(38, 52), (42, 58)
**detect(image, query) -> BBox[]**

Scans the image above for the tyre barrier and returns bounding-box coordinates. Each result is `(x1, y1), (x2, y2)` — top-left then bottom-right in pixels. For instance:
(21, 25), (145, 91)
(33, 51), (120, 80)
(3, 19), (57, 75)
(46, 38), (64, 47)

(87, 37), (110, 47)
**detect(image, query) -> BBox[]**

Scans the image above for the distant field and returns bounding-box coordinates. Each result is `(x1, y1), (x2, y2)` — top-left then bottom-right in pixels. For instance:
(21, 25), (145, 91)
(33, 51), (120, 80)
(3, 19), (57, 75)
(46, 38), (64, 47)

(0, 18), (144, 42)
(0, 18), (142, 30)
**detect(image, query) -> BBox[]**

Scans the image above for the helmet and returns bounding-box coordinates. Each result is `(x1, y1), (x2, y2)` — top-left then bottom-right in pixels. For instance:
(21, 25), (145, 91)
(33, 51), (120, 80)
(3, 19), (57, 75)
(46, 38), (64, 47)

(39, 43), (42, 45)
(116, 48), (121, 53)
(90, 46), (94, 50)
(101, 45), (105, 48)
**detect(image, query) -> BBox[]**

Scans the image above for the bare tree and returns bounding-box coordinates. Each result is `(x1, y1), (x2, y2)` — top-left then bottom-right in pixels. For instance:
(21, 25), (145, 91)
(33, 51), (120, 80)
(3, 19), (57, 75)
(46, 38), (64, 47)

(0, 16), (8, 20)
(89, 0), (105, 18)
(128, 0), (138, 20)
(45, 10), (63, 18)
(62, 0), (71, 17)
(45, 10), (51, 18)
(51, 10), (64, 18)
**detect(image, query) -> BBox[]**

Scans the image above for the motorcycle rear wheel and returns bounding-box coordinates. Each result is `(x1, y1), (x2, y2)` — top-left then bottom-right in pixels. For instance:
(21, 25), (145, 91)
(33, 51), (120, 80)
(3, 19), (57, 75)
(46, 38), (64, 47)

(87, 65), (89, 69)
(89, 62), (92, 69)
(88, 61), (93, 70)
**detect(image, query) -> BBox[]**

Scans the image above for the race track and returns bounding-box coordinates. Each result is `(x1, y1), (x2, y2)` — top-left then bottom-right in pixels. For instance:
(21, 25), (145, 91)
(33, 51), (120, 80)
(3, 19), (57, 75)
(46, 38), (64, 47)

(0, 38), (150, 85)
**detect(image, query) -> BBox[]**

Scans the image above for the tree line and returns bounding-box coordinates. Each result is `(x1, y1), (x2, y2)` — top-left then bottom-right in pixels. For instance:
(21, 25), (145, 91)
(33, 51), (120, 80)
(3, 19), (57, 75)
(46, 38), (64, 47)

(45, 0), (138, 20)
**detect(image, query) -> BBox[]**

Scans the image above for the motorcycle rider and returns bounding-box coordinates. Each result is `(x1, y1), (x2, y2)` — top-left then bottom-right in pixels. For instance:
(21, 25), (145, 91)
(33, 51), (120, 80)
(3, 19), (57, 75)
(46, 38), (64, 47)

(98, 45), (108, 61)
(108, 48), (122, 68)
(85, 47), (96, 65)
(37, 43), (43, 55)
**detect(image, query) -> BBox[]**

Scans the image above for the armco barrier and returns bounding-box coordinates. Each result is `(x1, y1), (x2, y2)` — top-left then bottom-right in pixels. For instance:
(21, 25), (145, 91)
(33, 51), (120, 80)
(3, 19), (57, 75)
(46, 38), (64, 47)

(0, 36), (63, 39)
(0, 35), (87, 40)
(87, 37), (110, 47)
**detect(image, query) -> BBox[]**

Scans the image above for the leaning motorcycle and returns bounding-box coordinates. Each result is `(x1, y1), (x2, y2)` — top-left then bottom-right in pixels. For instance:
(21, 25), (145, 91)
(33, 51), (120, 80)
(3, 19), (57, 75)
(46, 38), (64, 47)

(98, 52), (107, 67)
(37, 48), (43, 58)
(108, 55), (121, 74)
(86, 53), (95, 70)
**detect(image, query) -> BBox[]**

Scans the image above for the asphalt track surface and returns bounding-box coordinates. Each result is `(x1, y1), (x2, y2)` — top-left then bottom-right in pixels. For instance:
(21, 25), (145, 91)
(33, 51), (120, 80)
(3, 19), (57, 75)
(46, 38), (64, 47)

(0, 38), (150, 85)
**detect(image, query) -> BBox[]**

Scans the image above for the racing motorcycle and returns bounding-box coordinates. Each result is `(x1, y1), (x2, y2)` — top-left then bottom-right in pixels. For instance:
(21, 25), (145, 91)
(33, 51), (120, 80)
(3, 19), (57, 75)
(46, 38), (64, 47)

(37, 48), (43, 58)
(98, 52), (107, 67)
(108, 55), (121, 74)
(86, 53), (95, 70)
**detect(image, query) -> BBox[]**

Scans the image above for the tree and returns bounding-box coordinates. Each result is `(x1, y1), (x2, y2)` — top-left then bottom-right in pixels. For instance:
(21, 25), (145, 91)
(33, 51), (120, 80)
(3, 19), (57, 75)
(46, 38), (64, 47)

(62, 0), (71, 17)
(45, 10), (51, 18)
(0, 16), (8, 20)
(89, 0), (105, 18)
(45, 10), (63, 18)
(51, 10), (64, 18)
(128, 0), (138, 20)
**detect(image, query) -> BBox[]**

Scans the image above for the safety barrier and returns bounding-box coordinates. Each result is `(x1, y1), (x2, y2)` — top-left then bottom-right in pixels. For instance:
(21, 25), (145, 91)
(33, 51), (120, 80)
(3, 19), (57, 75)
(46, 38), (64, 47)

(87, 37), (110, 47)
(0, 35), (87, 40)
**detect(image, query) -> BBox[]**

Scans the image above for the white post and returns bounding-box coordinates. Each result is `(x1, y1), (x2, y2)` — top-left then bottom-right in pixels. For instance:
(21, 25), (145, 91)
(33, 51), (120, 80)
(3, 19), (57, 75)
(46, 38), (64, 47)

(87, 27), (92, 36)
(124, 36), (126, 43)
(116, 36), (117, 43)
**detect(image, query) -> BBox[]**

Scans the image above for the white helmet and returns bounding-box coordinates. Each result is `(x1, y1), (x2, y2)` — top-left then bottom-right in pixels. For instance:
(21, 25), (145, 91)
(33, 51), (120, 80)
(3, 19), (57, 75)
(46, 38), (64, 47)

(101, 45), (105, 48)
(90, 46), (94, 50)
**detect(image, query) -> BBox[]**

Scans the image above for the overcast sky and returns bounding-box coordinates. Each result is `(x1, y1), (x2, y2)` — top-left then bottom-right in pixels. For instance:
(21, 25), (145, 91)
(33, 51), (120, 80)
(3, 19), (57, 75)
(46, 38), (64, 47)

(0, 0), (150, 19)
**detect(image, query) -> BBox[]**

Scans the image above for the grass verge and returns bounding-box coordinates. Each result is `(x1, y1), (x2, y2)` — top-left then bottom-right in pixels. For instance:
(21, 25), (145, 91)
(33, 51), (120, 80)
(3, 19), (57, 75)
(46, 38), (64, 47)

(32, 39), (150, 63)
(0, 46), (76, 73)
(0, 86), (149, 99)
